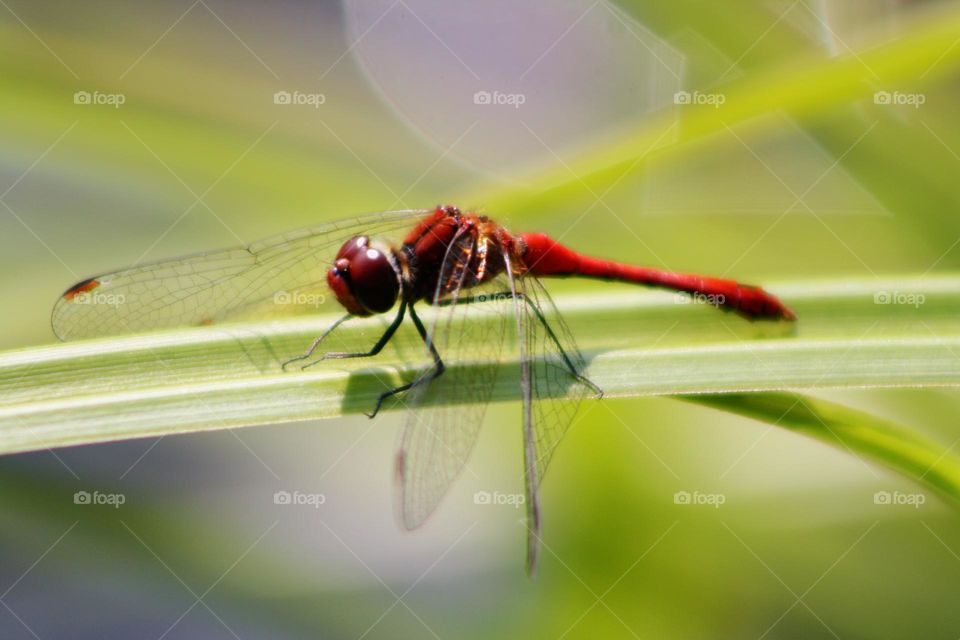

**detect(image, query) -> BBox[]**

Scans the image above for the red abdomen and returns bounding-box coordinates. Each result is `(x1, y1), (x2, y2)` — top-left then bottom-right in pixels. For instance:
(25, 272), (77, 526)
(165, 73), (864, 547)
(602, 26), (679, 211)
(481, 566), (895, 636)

(519, 232), (795, 321)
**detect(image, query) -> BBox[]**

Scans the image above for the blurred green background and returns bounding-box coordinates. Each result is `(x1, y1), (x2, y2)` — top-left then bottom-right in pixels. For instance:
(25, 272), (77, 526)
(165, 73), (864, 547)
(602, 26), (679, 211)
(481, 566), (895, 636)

(3, 0), (960, 638)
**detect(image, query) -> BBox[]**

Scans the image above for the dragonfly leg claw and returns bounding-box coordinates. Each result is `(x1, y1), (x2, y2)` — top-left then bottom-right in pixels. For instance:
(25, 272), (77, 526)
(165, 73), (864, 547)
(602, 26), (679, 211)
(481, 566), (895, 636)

(281, 313), (352, 372)
(366, 384), (413, 419)
(282, 354), (316, 371)
(287, 352), (330, 371)
(299, 351), (344, 370)
(299, 357), (326, 371)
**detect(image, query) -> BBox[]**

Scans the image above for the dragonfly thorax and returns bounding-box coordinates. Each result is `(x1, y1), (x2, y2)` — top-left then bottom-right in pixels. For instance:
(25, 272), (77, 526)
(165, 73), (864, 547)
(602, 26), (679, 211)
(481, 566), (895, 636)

(328, 235), (402, 316)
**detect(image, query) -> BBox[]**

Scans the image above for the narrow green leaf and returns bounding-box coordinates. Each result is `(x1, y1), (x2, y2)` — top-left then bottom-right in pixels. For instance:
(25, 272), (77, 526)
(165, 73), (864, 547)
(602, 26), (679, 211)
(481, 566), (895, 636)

(686, 393), (960, 504)
(0, 276), (956, 455)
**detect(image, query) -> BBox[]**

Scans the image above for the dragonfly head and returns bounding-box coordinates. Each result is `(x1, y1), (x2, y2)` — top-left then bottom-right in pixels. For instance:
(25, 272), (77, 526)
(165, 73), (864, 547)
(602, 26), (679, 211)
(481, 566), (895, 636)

(328, 236), (401, 316)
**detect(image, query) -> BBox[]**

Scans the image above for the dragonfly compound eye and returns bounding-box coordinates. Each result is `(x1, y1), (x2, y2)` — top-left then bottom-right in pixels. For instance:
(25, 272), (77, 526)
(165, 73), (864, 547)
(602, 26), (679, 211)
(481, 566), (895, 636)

(326, 237), (400, 317)
(335, 235), (369, 261)
(348, 247), (400, 314)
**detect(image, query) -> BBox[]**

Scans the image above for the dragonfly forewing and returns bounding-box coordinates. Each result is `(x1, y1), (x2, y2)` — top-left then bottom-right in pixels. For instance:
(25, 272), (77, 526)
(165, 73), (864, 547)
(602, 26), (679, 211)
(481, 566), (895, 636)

(51, 210), (428, 340)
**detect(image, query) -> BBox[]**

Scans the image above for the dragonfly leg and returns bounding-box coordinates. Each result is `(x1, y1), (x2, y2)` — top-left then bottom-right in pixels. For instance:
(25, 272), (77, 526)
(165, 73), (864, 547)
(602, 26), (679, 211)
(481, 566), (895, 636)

(281, 313), (352, 371)
(435, 291), (602, 398)
(367, 303), (445, 418)
(300, 301), (406, 371)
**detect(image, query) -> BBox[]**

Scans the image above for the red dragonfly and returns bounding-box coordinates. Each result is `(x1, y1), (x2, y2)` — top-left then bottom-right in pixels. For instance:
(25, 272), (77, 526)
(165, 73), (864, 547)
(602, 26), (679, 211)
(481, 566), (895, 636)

(53, 205), (794, 572)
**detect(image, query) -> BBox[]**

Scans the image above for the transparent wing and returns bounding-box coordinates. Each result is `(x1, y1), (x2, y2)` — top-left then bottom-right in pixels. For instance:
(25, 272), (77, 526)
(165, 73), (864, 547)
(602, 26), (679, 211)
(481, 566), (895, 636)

(513, 265), (593, 573)
(51, 209), (429, 340)
(396, 229), (513, 530)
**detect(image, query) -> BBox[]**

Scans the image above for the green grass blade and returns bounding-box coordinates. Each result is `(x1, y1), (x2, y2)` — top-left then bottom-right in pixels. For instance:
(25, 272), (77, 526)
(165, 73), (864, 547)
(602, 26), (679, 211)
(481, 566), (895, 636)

(686, 393), (960, 504)
(0, 276), (957, 455)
